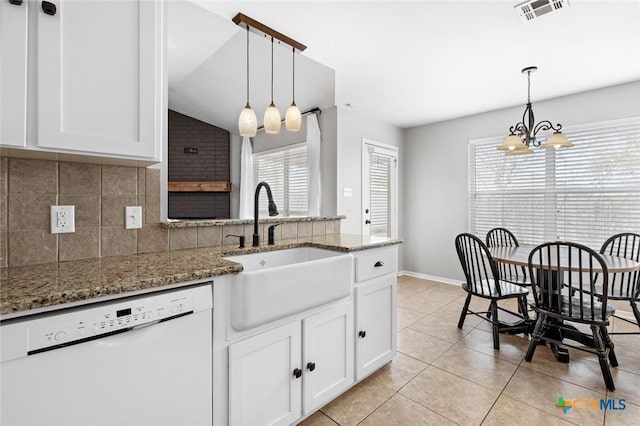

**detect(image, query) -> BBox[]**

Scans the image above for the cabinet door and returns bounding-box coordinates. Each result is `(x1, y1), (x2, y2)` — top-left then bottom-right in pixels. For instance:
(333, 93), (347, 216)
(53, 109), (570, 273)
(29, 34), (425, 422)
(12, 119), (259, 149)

(302, 302), (354, 415)
(36, 0), (162, 159)
(0, 0), (28, 147)
(355, 275), (396, 380)
(229, 321), (302, 426)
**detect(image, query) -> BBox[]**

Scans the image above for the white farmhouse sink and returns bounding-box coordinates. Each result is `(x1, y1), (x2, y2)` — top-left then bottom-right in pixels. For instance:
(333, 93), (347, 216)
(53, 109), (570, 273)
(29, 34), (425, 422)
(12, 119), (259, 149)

(225, 247), (353, 330)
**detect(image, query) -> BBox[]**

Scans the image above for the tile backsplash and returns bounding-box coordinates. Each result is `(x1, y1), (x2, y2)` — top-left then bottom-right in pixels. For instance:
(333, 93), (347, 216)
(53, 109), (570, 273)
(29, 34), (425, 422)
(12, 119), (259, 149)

(0, 157), (341, 268)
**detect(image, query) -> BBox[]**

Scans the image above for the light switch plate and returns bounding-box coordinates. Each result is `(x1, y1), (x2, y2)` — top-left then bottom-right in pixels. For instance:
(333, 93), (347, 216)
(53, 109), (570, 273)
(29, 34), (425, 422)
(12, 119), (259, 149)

(125, 206), (143, 229)
(51, 206), (75, 234)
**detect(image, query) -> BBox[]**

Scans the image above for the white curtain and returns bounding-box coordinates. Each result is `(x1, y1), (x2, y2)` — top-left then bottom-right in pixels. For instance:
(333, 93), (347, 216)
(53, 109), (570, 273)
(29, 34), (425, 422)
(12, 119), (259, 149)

(239, 136), (254, 219)
(306, 114), (322, 216)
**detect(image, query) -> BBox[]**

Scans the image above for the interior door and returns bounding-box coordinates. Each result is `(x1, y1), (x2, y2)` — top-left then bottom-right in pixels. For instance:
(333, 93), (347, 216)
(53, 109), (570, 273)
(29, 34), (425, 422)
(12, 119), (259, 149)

(362, 140), (398, 239)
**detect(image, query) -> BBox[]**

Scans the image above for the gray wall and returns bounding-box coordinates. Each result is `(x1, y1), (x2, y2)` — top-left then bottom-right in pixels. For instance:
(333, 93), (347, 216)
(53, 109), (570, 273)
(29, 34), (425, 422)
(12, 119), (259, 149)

(403, 80), (640, 282)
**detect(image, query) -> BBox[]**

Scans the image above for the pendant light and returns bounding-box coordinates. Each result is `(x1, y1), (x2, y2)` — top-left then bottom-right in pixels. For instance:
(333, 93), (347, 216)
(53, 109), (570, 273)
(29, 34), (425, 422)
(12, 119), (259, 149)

(285, 46), (302, 132)
(238, 25), (257, 137)
(263, 37), (281, 134)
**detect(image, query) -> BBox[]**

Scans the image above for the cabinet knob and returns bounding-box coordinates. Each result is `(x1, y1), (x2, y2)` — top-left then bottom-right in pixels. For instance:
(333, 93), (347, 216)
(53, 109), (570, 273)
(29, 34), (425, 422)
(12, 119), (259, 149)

(374, 261), (384, 267)
(306, 362), (316, 372)
(9, 0), (24, 6)
(41, 1), (56, 16)
(293, 368), (302, 379)
(358, 330), (366, 338)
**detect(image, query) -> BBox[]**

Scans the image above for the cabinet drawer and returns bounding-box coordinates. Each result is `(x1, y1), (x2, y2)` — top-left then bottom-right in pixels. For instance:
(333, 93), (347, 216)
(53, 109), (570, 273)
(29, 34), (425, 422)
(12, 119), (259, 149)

(355, 246), (397, 282)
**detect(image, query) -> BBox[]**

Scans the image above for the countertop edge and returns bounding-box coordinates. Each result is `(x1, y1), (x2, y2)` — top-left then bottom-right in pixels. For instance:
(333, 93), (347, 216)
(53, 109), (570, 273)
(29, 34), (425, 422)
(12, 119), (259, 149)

(162, 215), (347, 228)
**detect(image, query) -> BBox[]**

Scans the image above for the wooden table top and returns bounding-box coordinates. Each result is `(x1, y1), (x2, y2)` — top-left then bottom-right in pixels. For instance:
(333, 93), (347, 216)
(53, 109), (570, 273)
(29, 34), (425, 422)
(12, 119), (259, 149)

(488, 245), (640, 273)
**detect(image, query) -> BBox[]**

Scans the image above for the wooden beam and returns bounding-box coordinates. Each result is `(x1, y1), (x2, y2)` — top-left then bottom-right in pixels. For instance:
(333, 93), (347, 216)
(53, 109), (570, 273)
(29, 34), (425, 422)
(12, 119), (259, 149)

(232, 13), (307, 52)
(168, 181), (232, 193)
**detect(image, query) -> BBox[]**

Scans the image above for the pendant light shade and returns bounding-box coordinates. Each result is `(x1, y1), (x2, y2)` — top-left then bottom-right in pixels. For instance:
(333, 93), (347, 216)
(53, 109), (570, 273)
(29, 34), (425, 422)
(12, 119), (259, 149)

(264, 37), (281, 134)
(497, 134), (526, 151)
(239, 106), (257, 137)
(264, 103), (281, 134)
(285, 46), (301, 132)
(238, 25), (257, 137)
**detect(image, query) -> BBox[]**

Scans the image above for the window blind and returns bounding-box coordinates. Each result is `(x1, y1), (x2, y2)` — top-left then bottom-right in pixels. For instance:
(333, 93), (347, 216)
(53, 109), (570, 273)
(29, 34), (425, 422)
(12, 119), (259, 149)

(253, 143), (308, 217)
(369, 152), (392, 239)
(469, 117), (640, 249)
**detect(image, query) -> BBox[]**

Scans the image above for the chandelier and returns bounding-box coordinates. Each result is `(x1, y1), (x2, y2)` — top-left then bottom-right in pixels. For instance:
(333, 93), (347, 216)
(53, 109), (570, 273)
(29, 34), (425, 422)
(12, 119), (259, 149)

(497, 66), (573, 155)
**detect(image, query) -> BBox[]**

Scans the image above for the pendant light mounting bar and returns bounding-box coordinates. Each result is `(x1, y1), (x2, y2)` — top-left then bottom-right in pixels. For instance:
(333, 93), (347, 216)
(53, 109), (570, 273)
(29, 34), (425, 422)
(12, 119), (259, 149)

(232, 13), (307, 52)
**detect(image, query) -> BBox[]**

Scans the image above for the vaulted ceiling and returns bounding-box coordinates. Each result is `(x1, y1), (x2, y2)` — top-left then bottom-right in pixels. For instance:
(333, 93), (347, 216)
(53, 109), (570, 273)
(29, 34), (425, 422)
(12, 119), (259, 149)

(169, 1), (640, 132)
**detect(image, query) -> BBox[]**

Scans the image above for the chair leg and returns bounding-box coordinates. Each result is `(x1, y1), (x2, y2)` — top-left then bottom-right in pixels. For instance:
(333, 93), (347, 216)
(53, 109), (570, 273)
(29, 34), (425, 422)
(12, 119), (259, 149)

(600, 325), (618, 368)
(458, 294), (472, 329)
(631, 300), (640, 328)
(525, 314), (546, 362)
(490, 300), (500, 350)
(591, 324), (615, 391)
(518, 296), (530, 321)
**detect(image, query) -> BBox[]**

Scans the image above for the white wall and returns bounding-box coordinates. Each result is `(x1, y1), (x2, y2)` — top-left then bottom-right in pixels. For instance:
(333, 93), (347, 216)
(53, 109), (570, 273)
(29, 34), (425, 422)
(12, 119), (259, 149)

(403, 81), (640, 282)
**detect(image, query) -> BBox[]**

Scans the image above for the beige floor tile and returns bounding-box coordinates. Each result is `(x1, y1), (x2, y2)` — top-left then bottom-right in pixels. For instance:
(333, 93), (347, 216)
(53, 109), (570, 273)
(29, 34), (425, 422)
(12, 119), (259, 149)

(482, 395), (575, 426)
(397, 278), (430, 300)
(398, 290), (461, 315)
(504, 368), (605, 426)
(399, 366), (500, 426)
(611, 314), (639, 334)
(360, 394), (456, 426)
(408, 314), (474, 344)
(433, 345), (519, 392)
(457, 329), (529, 365)
(366, 352), (428, 392)
(429, 299), (484, 328)
(608, 335), (640, 376)
(396, 328), (453, 364)
(298, 411), (338, 426)
(604, 399), (640, 426)
(320, 378), (394, 426)
(397, 307), (425, 331)
(607, 369), (640, 406)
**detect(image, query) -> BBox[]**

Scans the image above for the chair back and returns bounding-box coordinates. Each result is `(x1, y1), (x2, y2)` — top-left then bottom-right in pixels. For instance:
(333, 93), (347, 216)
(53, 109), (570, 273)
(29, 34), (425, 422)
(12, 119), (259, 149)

(528, 241), (609, 322)
(486, 227), (525, 281)
(600, 233), (640, 300)
(486, 227), (520, 248)
(455, 233), (501, 297)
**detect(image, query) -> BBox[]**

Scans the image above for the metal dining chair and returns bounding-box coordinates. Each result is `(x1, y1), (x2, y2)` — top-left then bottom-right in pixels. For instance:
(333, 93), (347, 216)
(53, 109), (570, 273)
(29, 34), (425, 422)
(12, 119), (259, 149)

(455, 233), (529, 350)
(485, 227), (530, 287)
(600, 233), (640, 334)
(525, 241), (618, 391)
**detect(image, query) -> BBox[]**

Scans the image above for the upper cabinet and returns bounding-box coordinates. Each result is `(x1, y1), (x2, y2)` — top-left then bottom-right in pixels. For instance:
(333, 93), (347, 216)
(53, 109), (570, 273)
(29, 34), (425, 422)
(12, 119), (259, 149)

(0, 0), (29, 148)
(0, 0), (164, 162)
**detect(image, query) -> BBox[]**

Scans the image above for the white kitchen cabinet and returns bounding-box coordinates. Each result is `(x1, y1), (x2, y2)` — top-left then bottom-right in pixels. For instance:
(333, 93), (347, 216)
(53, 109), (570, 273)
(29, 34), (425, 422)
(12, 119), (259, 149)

(228, 302), (354, 426)
(354, 247), (397, 380)
(0, 0), (28, 147)
(0, 0), (163, 161)
(302, 302), (354, 415)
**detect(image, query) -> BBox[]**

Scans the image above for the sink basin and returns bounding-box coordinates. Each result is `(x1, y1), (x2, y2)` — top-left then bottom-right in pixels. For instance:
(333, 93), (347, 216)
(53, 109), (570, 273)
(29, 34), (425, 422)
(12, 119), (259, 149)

(225, 247), (353, 330)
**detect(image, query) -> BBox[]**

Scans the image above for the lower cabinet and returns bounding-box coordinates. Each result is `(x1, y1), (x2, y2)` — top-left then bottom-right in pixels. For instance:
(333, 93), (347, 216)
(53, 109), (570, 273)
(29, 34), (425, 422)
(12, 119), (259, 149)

(355, 275), (396, 380)
(229, 303), (354, 426)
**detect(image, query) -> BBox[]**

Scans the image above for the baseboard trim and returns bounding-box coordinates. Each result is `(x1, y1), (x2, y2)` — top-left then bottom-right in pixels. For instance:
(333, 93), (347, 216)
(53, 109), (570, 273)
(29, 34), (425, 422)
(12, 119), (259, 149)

(399, 270), (463, 287)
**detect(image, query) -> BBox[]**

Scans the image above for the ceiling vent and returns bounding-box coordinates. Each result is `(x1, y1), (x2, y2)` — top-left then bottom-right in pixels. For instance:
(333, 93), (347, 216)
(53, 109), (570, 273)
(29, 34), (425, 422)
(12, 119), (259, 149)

(515, 0), (569, 22)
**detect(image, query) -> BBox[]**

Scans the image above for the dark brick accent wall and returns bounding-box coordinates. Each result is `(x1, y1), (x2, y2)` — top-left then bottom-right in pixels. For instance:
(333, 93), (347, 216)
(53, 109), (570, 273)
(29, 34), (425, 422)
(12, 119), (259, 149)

(168, 110), (231, 219)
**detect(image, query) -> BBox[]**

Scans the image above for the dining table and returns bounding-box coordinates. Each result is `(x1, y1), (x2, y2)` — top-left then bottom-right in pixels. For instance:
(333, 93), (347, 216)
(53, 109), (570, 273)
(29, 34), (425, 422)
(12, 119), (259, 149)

(488, 244), (640, 363)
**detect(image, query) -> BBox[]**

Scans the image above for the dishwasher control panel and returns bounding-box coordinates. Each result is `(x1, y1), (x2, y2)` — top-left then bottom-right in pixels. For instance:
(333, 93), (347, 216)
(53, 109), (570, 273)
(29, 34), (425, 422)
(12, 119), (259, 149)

(27, 292), (194, 353)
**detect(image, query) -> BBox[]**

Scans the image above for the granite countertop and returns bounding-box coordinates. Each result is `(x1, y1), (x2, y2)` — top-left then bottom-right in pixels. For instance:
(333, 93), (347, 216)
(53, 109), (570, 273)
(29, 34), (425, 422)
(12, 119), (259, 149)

(163, 215), (346, 228)
(0, 234), (402, 319)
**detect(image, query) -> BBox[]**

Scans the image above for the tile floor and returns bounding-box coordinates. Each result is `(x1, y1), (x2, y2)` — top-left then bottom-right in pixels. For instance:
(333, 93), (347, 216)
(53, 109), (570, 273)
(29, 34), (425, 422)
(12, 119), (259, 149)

(300, 276), (640, 426)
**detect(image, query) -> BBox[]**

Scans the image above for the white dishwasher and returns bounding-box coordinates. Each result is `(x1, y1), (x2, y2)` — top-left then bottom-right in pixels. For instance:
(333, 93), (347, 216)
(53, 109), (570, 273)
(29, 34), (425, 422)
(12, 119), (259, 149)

(0, 283), (213, 426)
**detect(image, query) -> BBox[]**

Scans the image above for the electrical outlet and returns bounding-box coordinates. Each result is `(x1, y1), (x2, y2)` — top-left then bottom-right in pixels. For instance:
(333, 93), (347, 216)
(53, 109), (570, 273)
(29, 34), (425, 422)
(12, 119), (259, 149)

(51, 206), (75, 234)
(125, 206), (143, 229)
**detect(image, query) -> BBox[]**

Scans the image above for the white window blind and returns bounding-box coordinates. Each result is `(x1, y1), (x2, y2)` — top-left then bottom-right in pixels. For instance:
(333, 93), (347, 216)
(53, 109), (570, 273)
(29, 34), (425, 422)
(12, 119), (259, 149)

(369, 153), (392, 239)
(469, 117), (640, 249)
(253, 143), (308, 217)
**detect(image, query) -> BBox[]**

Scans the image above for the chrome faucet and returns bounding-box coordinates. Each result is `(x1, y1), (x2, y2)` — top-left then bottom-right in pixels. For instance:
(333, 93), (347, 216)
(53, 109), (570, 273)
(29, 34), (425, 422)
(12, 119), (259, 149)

(253, 182), (279, 246)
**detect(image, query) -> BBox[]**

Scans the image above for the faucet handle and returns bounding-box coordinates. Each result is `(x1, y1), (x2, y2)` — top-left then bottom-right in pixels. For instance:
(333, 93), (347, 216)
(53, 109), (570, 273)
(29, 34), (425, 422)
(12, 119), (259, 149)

(267, 223), (284, 245)
(225, 234), (245, 249)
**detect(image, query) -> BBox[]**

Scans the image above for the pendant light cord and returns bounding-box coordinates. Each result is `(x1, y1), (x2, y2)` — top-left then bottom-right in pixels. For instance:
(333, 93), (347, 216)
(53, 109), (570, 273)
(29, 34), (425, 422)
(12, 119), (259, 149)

(292, 46), (296, 104)
(270, 37), (274, 105)
(527, 69), (531, 104)
(246, 26), (250, 106)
